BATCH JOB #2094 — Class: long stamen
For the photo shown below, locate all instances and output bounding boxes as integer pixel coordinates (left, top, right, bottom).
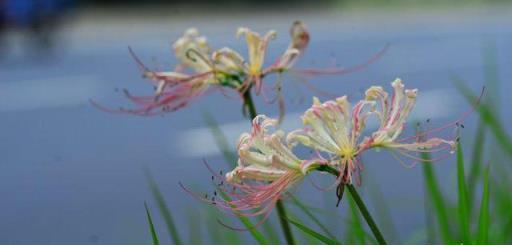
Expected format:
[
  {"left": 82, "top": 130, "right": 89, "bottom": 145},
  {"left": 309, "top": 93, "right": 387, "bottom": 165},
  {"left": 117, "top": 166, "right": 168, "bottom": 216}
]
[
  {"left": 294, "top": 44, "right": 389, "bottom": 76},
  {"left": 397, "top": 87, "right": 485, "bottom": 143}
]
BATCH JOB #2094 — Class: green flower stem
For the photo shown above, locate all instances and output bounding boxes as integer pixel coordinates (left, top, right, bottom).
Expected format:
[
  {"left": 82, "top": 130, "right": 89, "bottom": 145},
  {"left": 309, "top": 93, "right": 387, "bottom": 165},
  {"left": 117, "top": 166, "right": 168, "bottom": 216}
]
[
  {"left": 317, "top": 165, "right": 387, "bottom": 245},
  {"left": 242, "top": 89, "right": 258, "bottom": 121},
  {"left": 275, "top": 200, "right": 296, "bottom": 245},
  {"left": 347, "top": 185, "right": 387, "bottom": 245},
  {"left": 242, "top": 88, "right": 296, "bottom": 245}
]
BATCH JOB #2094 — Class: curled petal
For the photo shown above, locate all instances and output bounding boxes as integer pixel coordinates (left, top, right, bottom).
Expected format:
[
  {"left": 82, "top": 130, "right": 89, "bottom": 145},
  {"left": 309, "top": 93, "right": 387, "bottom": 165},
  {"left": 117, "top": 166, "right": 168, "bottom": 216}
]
[
  {"left": 365, "top": 85, "right": 389, "bottom": 125},
  {"left": 272, "top": 48, "right": 301, "bottom": 71},
  {"left": 173, "top": 28, "right": 212, "bottom": 72},
  {"left": 212, "top": 47, "right": 246, "bottom": 73},
  {"left": 289, "top": 20, "right": 310, "bottom": 52},
  {"left": 237, "top": 27, "right": 277, "bottom": 76},
  {"left": 369, "top": 78, "right": 419, "bottom": 145},
  {"left": 263, "top": 21, "right": 309, "bottom": 74}
]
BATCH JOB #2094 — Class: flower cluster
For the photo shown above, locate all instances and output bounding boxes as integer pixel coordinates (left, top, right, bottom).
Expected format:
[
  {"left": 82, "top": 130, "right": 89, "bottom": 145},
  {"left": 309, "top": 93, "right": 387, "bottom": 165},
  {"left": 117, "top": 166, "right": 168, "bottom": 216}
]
[
  {"left": 95, "top": 21, "right": 389, "bottom": 117},
  {"left": 96, "top": 21, "right": 311, "bottom": 116},
  {"left": 203, "top": 79, "right": 458, "bottom": 220}
]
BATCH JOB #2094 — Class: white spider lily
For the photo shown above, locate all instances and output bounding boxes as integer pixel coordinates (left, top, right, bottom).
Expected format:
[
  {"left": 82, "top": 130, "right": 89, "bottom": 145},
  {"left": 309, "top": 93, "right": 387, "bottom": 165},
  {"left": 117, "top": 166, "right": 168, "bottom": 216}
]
[
  {"left": 288, "top": 79, "right": 457, "bottom": 184},
  {"left": 213, "top": 22, "right": 310, "bottom": 93},
  {"left": 227, "top": 115, "right": 324, "bottom": 183},
  {"left": 140, "top": 28, "right": 217, "bottom": 100},
  {"left": 222, "top": 115, "right": 327, "bottom": 218}
]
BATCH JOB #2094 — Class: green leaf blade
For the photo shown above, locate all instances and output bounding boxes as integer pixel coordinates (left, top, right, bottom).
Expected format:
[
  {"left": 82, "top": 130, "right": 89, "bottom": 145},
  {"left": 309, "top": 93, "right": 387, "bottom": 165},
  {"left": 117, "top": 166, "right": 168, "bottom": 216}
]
[
  {"left": 287, "top": 218, "right": 343, "bottom": 245},
  {"left": 347, "top": 191, "right": 366, "bottom": 245},
  {"left": 456, "top": 143, "right": 471, "bottom": 243},
  {"left": 476, "top": 166, "right": 490, "bottom": 245},
  {"left": 145, "top": 170, "right": 183, "bottom": 245},
  {"left": 421, "top": 152, "right": 453, "bottom": 244},
  {"left": 144, "top": 202, "right": 160, "bottom": 245},
  {"left": 289, "top": 195, "right": 336, "bottom": 240},
  {"left": 467, "top": 121, "right": 486, "bottom": 212}
]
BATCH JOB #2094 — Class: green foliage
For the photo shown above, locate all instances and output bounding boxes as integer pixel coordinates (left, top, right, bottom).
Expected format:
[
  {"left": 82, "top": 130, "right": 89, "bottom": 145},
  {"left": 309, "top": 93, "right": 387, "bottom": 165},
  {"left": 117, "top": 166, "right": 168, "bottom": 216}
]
[
  {"left": 287, "top": 218, "right": 343, "bottom": 245},
  {"left": 420, "top": 152, "right": 452, "bottom": 244},
  {"left": 467, "top": 121, "right": 486, "bottom": 211},
  {"left": 456, "top": 144, "right": 471, "bottom": 243},
  {"left": 145, "top": 170, "right": 183, "bottom": 245},
  {"left": 289, "top": 195, "right": 336, "bottom": 240},
  {"left": 347, "top": 190, "right": 366, "bottom": 245},
  {"left": 476, "top": 166, "right": 490, "bottom": 245},
  {"left": 144, "top": 202, "right": 160, "bottom": 245}
]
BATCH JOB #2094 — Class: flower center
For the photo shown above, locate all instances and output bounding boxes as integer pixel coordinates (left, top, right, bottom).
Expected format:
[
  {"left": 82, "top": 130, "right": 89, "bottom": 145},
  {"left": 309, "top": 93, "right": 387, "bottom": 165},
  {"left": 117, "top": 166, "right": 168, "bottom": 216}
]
[
  {"left": 249, "top": 65, "right": 261, "bottom": 76},
  {"left": 339, "top": 146, "right": 356, "bottom": 160}
]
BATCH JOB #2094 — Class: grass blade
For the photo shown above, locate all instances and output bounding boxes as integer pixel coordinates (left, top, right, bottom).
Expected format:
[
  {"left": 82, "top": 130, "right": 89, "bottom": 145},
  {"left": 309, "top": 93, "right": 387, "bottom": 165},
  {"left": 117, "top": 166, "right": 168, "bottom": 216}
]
[
  {"left": 456, "top": 143, "right": 470, "bottom": 243},
  {"left": 424, "top": 180, "right": 437, "bottom": 242},
  {"left": 467, "top": 121, "right": 486, "bottom": 211},
  {"left": 347, "top": 189, "right": 366, "bottom": 245},
  {"left": 421, "top": 152, "right": 452, "bottom": 244},
  {"left": 476, "top": 166, "right": 490, "bottom": 245},
  {"left": 144, "top": 170, "right": 183, "bottom": 245},
  {"left": 286, "top": 212, "right": 319, "bottom": 244},
  {"left": 289, "top": 195, "right": 336, "bottom": 240},
  {"left": 287, "top": 218, "right": 343, "bottom": 245},
  {"left": 490, "top": 176, "right": 512, "bottom": 242},
  {"left": 260, "top": 216, "right": 280, "bottom": 244},
  {"left": 144, "top": 202, "right": 160, "bottom": 245}
]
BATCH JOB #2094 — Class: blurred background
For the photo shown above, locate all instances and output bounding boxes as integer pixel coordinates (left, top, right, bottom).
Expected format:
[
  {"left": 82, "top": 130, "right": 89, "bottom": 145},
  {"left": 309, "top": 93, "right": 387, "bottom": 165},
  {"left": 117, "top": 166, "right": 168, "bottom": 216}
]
[{"left": 1, "top": 0, "right": 511, "bottom": 244}]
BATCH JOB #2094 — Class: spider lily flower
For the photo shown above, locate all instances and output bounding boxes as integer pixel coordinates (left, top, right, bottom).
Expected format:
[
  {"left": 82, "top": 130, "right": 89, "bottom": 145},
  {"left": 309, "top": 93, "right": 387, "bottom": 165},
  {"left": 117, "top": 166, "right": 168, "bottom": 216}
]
[
  {"left": 141, "top": 28, "right": 219, "bottom": 108},
  {"left": 199, "top": 115, "right": 328, "bottom": 220},
  {"left": 214, "top": 21, "right": 310, "bottom": 94},
  {"left": 288, "top": 79, "right": 457, "bottom": 184},
  {"left": 93, "top": 28, "right": 238, "bottom": 116},
  {"left": 222, "top": 115, "right": 327, "bottom": 218},
  {"left": 94, "top": 21, "right": 388, "bottom": 116},
  {"left": 94, "top": 23, "right": 308, "bottom": 116}
]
